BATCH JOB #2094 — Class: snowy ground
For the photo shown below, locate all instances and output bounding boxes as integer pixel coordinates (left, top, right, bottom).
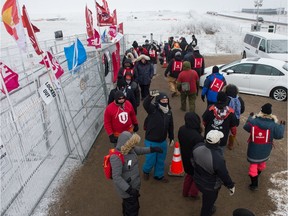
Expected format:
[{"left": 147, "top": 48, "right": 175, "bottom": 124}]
[{"left": 1, "top": 9, "right": 287, "bottom": 216}]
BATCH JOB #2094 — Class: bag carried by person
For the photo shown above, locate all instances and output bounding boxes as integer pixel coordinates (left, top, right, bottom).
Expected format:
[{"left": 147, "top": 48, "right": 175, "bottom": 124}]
[
  {"left": 228, "top": 96, "right": 241, "bottom": 119},
  {"left": 103, "top": 148, "right": 124, "bottom": 179},
  {"left": 181, "top": 82, "right": 190, "bottom": 92}
]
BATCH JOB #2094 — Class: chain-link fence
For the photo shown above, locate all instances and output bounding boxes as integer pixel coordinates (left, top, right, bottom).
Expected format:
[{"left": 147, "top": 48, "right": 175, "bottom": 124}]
[{"left": 0, "top": 34, "right": 125, "bottom": 215}]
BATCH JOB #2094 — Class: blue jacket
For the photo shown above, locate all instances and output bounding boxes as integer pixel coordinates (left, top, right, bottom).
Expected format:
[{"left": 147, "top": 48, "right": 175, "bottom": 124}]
[
  {"left": 201, "top": 73, "right": 226, "bottom": 103},
  {"left": 134, "top": 61, "right": 154, "bottom": 85},
  {"left": 243, "top": 113, "right": 285, "bottom": 163}
]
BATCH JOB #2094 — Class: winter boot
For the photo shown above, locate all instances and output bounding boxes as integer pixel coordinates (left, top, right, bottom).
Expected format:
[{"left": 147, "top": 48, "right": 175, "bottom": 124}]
[
  {"left": 249, "top": 175, "right": 258, "bottom": 191},
  {"left": 258, "top": 170, "right": 262, "bottom": 176}
]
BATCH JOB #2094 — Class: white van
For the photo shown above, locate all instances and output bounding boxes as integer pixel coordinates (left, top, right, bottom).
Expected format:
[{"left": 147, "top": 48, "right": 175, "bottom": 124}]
[{"left": 242, "top": 32, "right": 288, "bottom": 62}]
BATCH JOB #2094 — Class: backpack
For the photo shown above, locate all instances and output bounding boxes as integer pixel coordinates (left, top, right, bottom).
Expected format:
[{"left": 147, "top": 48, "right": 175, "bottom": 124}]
[
  {"left": 251, "top": 125, "right": 271, "bottom": 144},
  {"left": 172, "top": 60, "right": 183, "bottom": 72},
  {"left": 228, "top": 96, "right": 241, "bottom": 119},
  {"left": 181, "top": 82, "right": 190, "bottom": 92},
  {"left": 103, "top": 148, "right": 124, "bottom": 179}
]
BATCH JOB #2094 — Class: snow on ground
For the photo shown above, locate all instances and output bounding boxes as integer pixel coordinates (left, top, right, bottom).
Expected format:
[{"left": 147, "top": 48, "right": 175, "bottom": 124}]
[{"left": 2, "top": 9, "right": 286, "bottom": 216}]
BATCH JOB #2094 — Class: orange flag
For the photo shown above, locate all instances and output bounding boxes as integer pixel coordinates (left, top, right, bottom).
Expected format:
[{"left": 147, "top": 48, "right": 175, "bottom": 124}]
[{"left": 1, "top": 0, "right": 26, "bottom": 51}]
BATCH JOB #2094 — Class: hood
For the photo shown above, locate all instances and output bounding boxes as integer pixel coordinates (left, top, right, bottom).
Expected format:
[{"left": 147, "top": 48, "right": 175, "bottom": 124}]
[
  {"left": 115, "top": 132, "right": 141, "bottom": 155},
  {"left": 184, "top": 112, "right": 201, "bottom": 130},
  {"left": 136, "top": 54, "right": 150, "bottom": 62},
  {"left": 254, "top": 112, "right": 279, "bottom": 123},
  {"left": 123, "top": 58, "right": 134, "bottom": 68}
]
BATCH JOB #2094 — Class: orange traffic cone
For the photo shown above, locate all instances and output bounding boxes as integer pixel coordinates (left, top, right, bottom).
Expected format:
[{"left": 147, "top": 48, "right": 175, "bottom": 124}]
[
  {"left": 168, "top": 141, "right": 185, "bottom": 177},
  {"left": 162, "top": 56, "right": 167, "bottom": 68}
]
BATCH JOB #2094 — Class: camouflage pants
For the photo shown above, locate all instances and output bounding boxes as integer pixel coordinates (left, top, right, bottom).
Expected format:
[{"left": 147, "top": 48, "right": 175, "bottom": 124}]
[{"left": 180, "top": 92, "right": 197, "bottom": 112}]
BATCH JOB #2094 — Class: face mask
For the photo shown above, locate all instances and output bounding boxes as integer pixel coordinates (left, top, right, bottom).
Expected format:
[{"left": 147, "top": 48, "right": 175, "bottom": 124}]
[
  {"left": 126, "top": 80, "right": 131, "bottom": 84},
  {"left": 159, "top": 102, "right": 168, "bottom": 107}
]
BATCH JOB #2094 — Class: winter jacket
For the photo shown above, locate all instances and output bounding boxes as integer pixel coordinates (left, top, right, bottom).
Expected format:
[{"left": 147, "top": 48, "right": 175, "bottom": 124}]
[
  {"left": 177, "top": 69, "right": 199, "bottom": 93},
  {"left": 118, "top": 59, "right": 136, "bottom": 80},
  {"left": 201, "top": 73, "right": 226, "bottom": 103},
  {"left": 126, "top": 81, "right": 140, "bottom": 107},
  {"left": 193, "top": 51, "right": 205, "bottom": 77},
  {"left": 143, "top": 96, "right": 174, "bottom": 142},
  {"left": 164, "top": 55, "right": 183, "bottom": 78},
  {"left": 243, "top": 113, "right": 285, "bottom": 163},
  {"left": 183, "top": 51, "right": 195, "bottom": 70},
  {"left": 148, "top": 43, "right": 160, "bottom": 64},
  {"left": 168, "top": 48, "right": 182, "bottom": 62},
  {"left": 180, "top": 38, "right": 189, "bottom": 56},
  {"left": 110, "top": 132, "right": 151, "bottom": 198},
  {"left": 202, "top": 103, "right": 238, "bottom": 147},
  {"left": 134, "top": 61, "right": 154, "bottom": 85},
  {"left": 178, "top": 112, "right": 204, "bottom": 175},
  {"left": 104, "top": 100, "right": 138, "bottom": 137},
  {"left": 192, "top": 142, "right": 235, "bottom": 191}
]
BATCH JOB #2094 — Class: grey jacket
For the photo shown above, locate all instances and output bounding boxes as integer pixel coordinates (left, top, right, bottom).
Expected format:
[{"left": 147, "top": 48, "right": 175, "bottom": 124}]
[{"left": 110, "top": 131, "right": 151, "bottom": 198}]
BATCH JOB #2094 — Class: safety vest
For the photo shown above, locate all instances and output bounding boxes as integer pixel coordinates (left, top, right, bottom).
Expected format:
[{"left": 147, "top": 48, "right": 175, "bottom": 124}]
[
  {"left": 251, "top": 126, "right": 271, "bottom": 144},
  {"left": 172, "top": 60, "right": 183, "bottom": 72},
  {"left": 194, "top": 57, "right": 203, "bottom": 69},
  {"left": 210, "top": 75, "right": 224, "bottom": 92},
  {"left": 149, "top": 49, "right": 156, "bottom": 58},
  {"left": 123, "top": 68, "right": 134, "bottom": 77}
]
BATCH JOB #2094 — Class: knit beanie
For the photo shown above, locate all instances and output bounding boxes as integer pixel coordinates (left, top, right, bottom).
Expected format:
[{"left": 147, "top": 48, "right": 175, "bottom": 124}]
[
  {"left": 156, "top": 92, "right": 168, "bottom": 102},
  {"left": 212, "top": 66, "right": 219, "bottom": 73},
  {"left": 217, "top": 92, "right": 227, "bottom": 103},
  {"left": 114, "top": 90, "right": 125, "bottom": 100},
  {"left": 261, "top": 103, "right": 272, "bottom": 115},
  {"left": 183, "top": 61, "right": 191, "bottom": 70}
]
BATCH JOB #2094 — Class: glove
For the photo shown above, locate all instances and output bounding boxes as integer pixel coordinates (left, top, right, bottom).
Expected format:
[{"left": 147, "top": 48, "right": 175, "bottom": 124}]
[
  {"left": 126, "top": 187, "right": 139, "bottom": 197},
  {"left": 150, "top": 147, "right": 163, "bottom": 153},
  {"left": 201, "top": 95, "right": 205, "bottom": 102},
  {"left": 250, "top": 112, "right": 254, "bottom": 116},
  {"left": 280, "top": 120, "right": 286, "bottom": 125},
  {"left": 109, "top": 134, "right": 118, "bottom": 143},
  {"left": 133, "top": 124, "right": 139, "bottom": 132},
  {"left": 229, "top": 186, "right": 235, "bottom": 196},
  {"left": 169, "top": 139, "right": 175, "bottom": 147},
  {"left": 150, "top": 89, "right": 160, "bottom": 97}
]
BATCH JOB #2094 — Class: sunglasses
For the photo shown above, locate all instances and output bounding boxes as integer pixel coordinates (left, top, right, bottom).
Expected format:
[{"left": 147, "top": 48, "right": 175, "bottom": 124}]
[{"left": 118, "top": 97, "right": 125, "bottom": 100}]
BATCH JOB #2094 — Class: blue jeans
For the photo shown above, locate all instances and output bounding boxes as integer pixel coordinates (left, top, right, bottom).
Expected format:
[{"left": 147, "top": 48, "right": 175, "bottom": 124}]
[{"left": 142, "top": 139, "right": 167, "bottom": 178}]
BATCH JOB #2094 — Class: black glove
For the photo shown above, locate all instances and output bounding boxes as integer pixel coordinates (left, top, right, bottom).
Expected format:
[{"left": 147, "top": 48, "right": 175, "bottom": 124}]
[
  {"left": 133, "top": 124, "right": 139, "bottom": 132},
  {"left": 280, "top": 120, "right": 286, "bottom": 125},
  {"left": 109, "top": 134, "right": 118, "bottom": 143},
  {"left": 150, "top": 147, "right": 163, "bottom": 153},
  {"left": 126, "top": 187, "right": 139, "bottom": 197},
  {"left": 250, "top": 112, "right": 254, "bottom": 116},
  {"left": 201, "top": 95, "right": 205, "bottom": 102}
]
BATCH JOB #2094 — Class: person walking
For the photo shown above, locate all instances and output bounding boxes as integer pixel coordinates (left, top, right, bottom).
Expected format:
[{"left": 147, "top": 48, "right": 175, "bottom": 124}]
[
  {"left": 118, "top": 58, "right": 136, "bottom": 81},
  {"left": 134, "top": 54, "right": 154, "bottom": 100},
  {"left": 191, "top": 130, "right": 235, "bottom": 216},
  {"left": 190, "top": 34, "right": 198, "bottom": 48},
  {"left": 104, "top": 91, "right": 139, "bottom": 145},
  {"left": 142, "top": 91, "right": 174, "bottom": 183},
  {"left": 178, "top": 112, "right": 204, "bottom": 198},
  {"left": 243, "top": 103, "right": 285, "bottom": 191},
  {"left": 201, "top": 66, "right": 226, "bottom": 107},
  {"left": 124, "top": 72, "right": 140, "bottom": 113},
  {"left": 164, "top": 51, "right": 183, "bottom": 97},
  {"left": 110, "top": 131, "right": 163, "bottom": 216},
  {"left": 223, "top": 84, "right": 245, "bottom": 150},
  {"left": 193, "top": 47, "right": 205, "bottom": 78},
  {"left": 202, "top": 92, "right": 238, "bottom": 153},
  {"left": 176, "top": 61, "right": 199, "bottom": 112}
]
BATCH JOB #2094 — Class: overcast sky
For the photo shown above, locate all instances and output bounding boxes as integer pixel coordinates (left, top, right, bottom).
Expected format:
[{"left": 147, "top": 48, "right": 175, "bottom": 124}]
[{"left": 5, "top": 0, "right": 287, "bottom": 16}]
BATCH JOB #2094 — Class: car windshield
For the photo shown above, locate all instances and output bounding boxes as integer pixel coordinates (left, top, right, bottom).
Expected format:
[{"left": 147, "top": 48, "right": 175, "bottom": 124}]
[
  {"left": 267, "top": 40, "right": 288, "bottom": 53},
  {"left": 220, "top": 60, "right": 241, "bottom": 70},
  {"left": 283, "top": 63, "right": 288, "bottom": 71}
]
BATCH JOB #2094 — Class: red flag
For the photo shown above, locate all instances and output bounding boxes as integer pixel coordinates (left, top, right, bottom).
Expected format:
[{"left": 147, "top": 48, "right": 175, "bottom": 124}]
[
  {"left": 87, "top": 29, "right": 101, "bottom": 49},
  {"left": 102, "top": 0, "right": 110, "bottom": 15},
  {"left": 39, "top": 51, "right": 64, "bottom": 79},
  {"left": 22, "top": 5, "right": 43, "bottom": 55},
  {"left": 118, "top": 22, "right": 123, "bottom": 34},
  {"left": 95, "top": 0, "right": 113, "bottom": 26},
  {"left": 85, "top": 5, "right": 94, "bottom": 38},
  {"left": 108, "top": 25, "right": 117, "bottom": 38},
  {"left": 22, "top": 16, "right": 40, "bottom": 33},
  {"left": 1, "top": 0, "right": 27, "bottom": 51},
  {"left": 0, "top": 61, "right": 20, "bottom": 94},
  {"left": 112, "top": 9, "right": 117, "bottom": 25}
]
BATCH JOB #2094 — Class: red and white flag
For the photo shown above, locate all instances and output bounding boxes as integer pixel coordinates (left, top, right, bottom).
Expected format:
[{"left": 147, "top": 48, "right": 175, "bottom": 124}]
[
  {"left": 118, "top": 22, "right": 123, "bottom": 34},
  {"left": 22, "top": 5, "right": 43, "bottom": 55},
  {"left": 39, "top": 51, "right": 64, "bottom": 79},
  {"left": 111, "top": 9, "right": 117, "bottom": 25},
  {"left": 85, "top": 5, "right": 94, "bottom": 38},
  {"left": 108, "top": 25, "right": 117, "bottom": 38},
  {"left": 87, "top": 29, "right": 101, "bottom": 49},
  {"left": 0, "top": 61, "right": 20, "bottom": 94},
  {"left": 1, "top": 0, "right": 27, "bottom": 52},
  {"left": 102, "top": 0, "right": 110, "bottom": 15}
]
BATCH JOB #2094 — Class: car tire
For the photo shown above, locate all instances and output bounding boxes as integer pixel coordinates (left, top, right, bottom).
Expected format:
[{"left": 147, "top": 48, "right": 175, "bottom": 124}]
[
  {"left": 271, "top": 87, "right": 287, "bottom": 101},
  {"left": 242, "top": 51, "right": 246, "bottom": 59}
]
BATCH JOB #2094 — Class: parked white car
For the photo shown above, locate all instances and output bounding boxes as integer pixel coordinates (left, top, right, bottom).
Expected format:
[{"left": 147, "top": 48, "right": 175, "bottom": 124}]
[{"left": 200, "top": 58, "right": 288, "bottom": 101}]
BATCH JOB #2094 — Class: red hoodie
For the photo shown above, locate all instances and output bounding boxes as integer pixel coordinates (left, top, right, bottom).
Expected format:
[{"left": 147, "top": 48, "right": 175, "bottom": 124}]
[{"left": 104, "top": 100, "right": 138, "bottom": 137}]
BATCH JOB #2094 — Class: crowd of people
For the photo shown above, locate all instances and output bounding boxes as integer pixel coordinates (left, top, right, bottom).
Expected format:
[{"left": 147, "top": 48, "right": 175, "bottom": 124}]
[{"left": 103, "top": 35, "right": 286, "bottom": 216}]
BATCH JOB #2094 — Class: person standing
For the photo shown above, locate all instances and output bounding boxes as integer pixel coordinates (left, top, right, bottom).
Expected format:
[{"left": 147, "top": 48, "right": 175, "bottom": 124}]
[
  {"left": 176, "top": 61, "right": 199, "bottom": 112},
  {"left": 190, "top": 34, "right": 198, "bottom": 48},
  {"left": 243, "top": 103, "right": 285, "bottom": 191},
  {"left": 178, "top": 112, "right": 204, "bottom": 198},
  {"left": 164, "top": 51, "right": 183, "bottom": 97},
  {"left": 110, "top": 131, "right": 163, "bottom": 216},
  {"left": 142, "top": 91, "right": 174, "bottom": 183},
  {"left": 202, "top": 92, "right": 238, "bottom": 153},
  {"left": 134, "top": 54, "right": 154, "bottom": 100},
  {"left": 104, "top": 91, "right": 139, "bottom": 145},
  {"left": 124, "top": 72, "right": 140, "bottom": 112},
  {"left": 148, "top": 41, "right": 160, "bottom": 76},
  {"left": 192, "top": 130, "right": 235, "bottom": 216},
  {"left": 201, "top": 66, "right": 226, "bottom": 107}
]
